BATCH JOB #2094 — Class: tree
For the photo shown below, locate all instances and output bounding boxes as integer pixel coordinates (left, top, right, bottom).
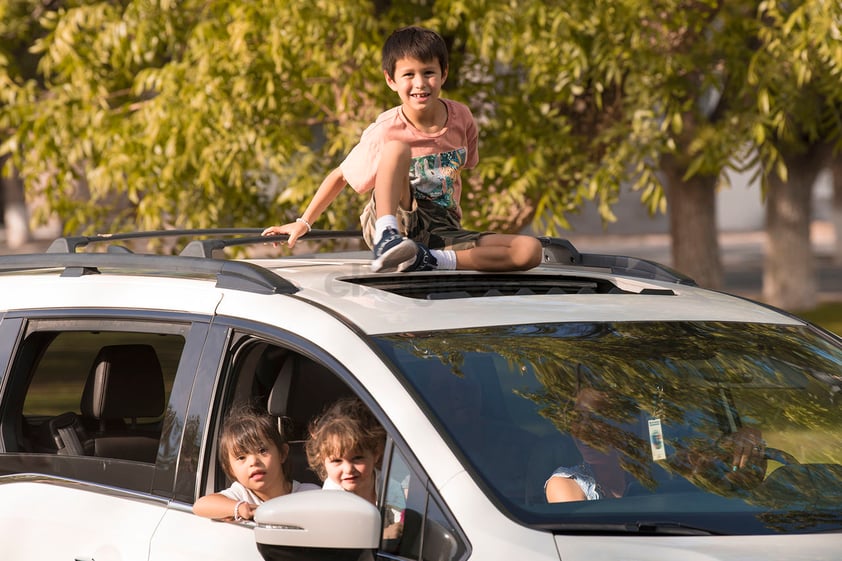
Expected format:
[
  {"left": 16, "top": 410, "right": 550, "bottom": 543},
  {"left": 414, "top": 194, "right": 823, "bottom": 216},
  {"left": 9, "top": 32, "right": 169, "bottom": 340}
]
[
  {"left": 2, "top": 0, "right": 841, "bottom": 313},
  {"left": 438, "top": 0, "right": 755, "bottom": 289},
  {"left": 2, "top": 0, "right": 404, "bottom": 236},
  {"left": 641, "top": 2, "right": 760, "bottom": 290},
  {"left": 443, "top": 0, "right": 842, "bottom": 302},
  {"left": 742, "top": 0, "right": 842, "bottom": 310},
  {"left": 832, "top": 159, "right": 842, "bottom": 266},
  {"left": 763, "top": 147, "right": 828, "bottom": 310},
  {"left": 1, "top": 0, "right": 699, "bottom": 250},
  {"left": 0, "top": 0, "right": 49, "bottom": 248}
]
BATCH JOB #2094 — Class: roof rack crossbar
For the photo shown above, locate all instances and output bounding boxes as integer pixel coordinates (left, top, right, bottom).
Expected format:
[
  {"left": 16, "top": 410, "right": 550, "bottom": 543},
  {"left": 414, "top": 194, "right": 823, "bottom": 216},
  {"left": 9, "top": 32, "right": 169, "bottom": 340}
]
[
  {"left": 0, "top": 253, "right": 297, "bottom": 295},
  {"left": 179, "top": 230, "right": 363, "bottom": 258},
  {"left": 46, "top": 229, "right": 268, "bottom": 254},
  {"left": 45, "top": 228, "right": 365, "bottom": 257}
]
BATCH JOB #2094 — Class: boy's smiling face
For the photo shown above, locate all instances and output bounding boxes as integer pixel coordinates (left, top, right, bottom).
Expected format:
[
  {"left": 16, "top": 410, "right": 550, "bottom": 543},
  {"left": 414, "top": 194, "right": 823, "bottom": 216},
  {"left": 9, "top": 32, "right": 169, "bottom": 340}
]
[{"left": 386, "top": 56, "right": 448, "bottom": 115}]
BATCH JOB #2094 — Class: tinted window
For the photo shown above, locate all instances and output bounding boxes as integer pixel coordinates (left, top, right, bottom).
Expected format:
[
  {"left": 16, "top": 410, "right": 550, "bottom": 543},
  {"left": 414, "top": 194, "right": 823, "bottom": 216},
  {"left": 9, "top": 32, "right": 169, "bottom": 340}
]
[
  {"left": 1, "top": 326, "right": 186, "bottom": 483},
  {"left": 381, "top": 447, "right": 467, "bottom": 561},
  {"left": 23, "top": 331, "right": 181, "bottom": 417},
  {"left": 374, "top": 322, "right": 842, "bottom": 535}
]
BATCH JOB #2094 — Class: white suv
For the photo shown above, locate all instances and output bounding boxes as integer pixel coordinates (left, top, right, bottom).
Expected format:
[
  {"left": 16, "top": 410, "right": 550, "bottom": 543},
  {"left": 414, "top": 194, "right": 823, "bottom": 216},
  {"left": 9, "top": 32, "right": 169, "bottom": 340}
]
[{"left": 0, "top": 230, "right": 840, "bottom": 561}]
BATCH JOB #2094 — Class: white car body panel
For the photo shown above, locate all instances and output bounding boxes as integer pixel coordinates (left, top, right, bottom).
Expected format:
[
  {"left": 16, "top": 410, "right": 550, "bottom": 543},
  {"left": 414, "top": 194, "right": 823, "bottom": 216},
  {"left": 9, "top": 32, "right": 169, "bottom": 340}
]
[
  {"left": 0, "top": 275, "right": 223, "bottom": 315},
  {"left": 435, "top": 471, "right": 561, "bottom": 561},
  {"left": 0, "top": 479, "right": 164, "bottom": 561},
  {"left": 150, "top": 506, "right": 263, "bottom": 561},
  {"left": 555, "top": 534, "right": 842, "bottom": 561}
]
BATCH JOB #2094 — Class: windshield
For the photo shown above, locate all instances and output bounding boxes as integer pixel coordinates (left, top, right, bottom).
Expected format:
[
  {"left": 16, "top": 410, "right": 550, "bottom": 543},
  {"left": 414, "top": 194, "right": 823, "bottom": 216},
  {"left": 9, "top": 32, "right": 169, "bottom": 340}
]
[{"left": 374, "top": 321, "right": 842, "bottom": 535}]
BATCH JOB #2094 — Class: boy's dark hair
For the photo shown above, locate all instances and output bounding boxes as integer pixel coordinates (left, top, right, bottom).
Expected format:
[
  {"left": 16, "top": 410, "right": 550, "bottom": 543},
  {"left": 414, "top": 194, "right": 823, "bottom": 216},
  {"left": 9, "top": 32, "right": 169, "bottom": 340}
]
[
  {"left": 218, "top": 404, "right": 291, "bottom": 481},
  {"left": 305, "top": 397, "right": 386, "bottom": 481},
  {"left": 381, "top": 26, "right": 449, "bottom": 79}
]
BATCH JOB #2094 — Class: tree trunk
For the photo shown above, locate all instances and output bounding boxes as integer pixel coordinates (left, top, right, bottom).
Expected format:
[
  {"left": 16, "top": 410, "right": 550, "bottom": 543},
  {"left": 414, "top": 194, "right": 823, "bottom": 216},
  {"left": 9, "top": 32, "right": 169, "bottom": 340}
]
[
  {"left": 0, "top": 159, "right": 31, "bottom": 249},
  {"left": 763, "top": 148, "right": 829, "bottom": 311},
  {"left": 662, "top": 159, "right": 722, "bottom": 289},
  {"left": 831, "top": 159, "right": 842, "bottom": 266}
]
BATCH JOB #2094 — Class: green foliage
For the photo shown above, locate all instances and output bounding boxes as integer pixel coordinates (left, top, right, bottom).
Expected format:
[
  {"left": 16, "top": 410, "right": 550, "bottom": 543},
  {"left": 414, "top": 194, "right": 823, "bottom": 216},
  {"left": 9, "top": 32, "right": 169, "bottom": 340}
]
[
  {"left": 1, "top": 0, "right": 841, "bottom": 239},
  {"left": 2, "top": 0, "right": 392, "bottom": 235},
  {"left": 743, "top": 0, "right": 842, "bottom": 185}
]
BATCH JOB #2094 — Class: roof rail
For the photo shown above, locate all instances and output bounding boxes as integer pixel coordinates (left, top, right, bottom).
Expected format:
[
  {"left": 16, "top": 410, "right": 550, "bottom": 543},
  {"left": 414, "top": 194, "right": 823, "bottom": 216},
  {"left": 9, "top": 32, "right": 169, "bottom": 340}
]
[
  {"left": 8, "top": 228, "right": 366, "bottom": 295},
  {"left": 538, "top": 237, "right": 697, "bottom": 286},
  {"left": 0, "top": 252, "right": 297, "bottom": 295}
]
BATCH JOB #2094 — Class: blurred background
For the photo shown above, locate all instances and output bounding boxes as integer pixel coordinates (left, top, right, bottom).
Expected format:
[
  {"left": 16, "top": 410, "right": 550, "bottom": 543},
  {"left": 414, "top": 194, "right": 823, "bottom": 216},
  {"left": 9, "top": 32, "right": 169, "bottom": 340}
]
[{"left": 1, "top": 0, "right": 840, "bottom": 331}]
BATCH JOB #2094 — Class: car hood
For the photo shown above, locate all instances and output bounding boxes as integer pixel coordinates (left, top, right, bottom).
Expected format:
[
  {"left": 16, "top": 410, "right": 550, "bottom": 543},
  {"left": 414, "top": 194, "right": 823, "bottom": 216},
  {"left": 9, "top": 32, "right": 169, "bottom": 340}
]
[{"left": 555, "top": 533, "right": 841, "bottom": 560}]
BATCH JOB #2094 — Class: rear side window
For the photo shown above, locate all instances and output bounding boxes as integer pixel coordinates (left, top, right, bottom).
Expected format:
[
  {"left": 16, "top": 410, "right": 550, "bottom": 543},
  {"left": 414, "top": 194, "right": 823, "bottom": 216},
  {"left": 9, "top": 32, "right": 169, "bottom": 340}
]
[
  {"left": 2, "top": 326, "right": 185, "bottom": 472},
  {"left": 23, "top": 331, "right": 181, "bottom": 418}
]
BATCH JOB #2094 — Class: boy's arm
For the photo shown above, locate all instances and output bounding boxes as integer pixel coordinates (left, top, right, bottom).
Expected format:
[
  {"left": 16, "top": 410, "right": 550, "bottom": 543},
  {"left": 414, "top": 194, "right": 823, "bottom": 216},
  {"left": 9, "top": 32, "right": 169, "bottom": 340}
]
[
  {"left": 193, "top": 492, "right": 256, "bottom": 520},
  {"left": 262, "top": 167, "right": 347, "bottom": 248}
]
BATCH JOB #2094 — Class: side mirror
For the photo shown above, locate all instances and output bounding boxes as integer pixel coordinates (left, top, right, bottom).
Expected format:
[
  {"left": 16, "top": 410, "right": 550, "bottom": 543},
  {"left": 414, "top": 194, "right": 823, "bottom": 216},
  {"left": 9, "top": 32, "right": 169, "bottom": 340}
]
[{"left": 254, "top": 490, "right": 381, "bottom": 561}]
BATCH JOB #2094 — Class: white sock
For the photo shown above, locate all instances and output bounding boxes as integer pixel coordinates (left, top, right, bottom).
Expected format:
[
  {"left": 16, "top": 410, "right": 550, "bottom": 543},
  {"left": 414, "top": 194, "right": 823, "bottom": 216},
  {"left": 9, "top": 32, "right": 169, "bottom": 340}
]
[
  {"left": 431, "top": 249, "right": 456, "bottom": 270},
  {"left": 374, "top": 215, "right": 400, "bottom": 244}
]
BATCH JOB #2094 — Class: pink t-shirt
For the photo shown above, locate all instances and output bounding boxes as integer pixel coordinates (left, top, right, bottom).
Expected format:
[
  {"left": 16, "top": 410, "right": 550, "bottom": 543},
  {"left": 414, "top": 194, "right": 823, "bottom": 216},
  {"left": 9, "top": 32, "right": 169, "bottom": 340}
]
[{"left": 340, "top": 98, "right": 479, "bottom": 215}]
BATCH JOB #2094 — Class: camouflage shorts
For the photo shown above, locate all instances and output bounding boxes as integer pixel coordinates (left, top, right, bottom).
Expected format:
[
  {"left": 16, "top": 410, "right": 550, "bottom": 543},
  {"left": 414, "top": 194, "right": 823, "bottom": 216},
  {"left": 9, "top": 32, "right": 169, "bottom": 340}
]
[{"left": 360, "top": 195, "right": 488, "bottom": 250}]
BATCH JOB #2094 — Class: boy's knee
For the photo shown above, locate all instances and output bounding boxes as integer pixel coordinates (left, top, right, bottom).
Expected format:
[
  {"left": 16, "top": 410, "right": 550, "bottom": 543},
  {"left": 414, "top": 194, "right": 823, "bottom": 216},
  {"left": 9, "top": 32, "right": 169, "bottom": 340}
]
[
  {"left": 513, "top": 236, "right": 543, "bottom": 270},
  {"left": 380, "top": 140, "right": 412, "bottom": 165}
]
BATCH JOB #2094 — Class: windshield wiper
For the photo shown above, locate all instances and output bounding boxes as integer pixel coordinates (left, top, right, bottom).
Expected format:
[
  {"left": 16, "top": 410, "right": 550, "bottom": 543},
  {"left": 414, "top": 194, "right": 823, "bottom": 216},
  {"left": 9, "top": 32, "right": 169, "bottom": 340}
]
[
  {"left": 552, "top": 521, "right": 718, "bottom": 536},
  {"left": 626, "top": 521, "right": 718, "bottom": 535}
]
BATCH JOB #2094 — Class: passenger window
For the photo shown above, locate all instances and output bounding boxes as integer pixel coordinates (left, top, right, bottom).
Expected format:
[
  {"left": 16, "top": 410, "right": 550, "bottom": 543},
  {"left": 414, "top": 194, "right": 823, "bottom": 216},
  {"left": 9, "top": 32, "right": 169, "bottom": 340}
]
[
  {"left": 203, "top": 337, "right": 356, "bottom": 496},
  {"left": 381, "top": 447, "right": 467, "bottom": 561},
  {"left": 207, "top": 334, "right": 466, "bottom": 560},
  {"left": 14, "top": 330, "right": 183, "bottom": 463}
]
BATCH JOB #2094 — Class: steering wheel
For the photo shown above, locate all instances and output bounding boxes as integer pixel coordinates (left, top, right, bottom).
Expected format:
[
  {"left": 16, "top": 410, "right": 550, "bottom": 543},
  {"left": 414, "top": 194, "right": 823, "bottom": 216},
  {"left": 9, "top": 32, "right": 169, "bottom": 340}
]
[{"left": 764, "top": 447, "right": 799, "bottom": 466}]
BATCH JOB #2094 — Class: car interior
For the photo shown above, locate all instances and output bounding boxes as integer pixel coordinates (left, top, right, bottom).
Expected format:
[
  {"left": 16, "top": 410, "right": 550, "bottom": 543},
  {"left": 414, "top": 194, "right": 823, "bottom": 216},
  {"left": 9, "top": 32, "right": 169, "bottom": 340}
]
[
  {"left": 6, "top": 330, "right": 183, "bottom": 464},
  {"left": 51, "top": 344, "right": 166, "bottom": 463},
  {"left": 215, "top": 340, "right": 356, "bottom": 488}
]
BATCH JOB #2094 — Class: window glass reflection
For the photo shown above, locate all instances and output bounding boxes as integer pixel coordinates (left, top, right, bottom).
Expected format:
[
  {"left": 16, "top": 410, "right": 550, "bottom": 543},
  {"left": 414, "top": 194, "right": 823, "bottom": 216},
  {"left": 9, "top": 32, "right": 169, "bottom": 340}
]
[{"left": 375, "top": 322, "right": 842, "bottom": 535}]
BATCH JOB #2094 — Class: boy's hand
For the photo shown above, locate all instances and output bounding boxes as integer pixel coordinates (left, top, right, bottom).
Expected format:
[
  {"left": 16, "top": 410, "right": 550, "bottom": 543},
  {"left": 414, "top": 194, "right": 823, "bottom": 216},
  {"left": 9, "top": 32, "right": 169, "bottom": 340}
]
[{"left": 262, "top": 222, "right": 308, "bottom": 248}]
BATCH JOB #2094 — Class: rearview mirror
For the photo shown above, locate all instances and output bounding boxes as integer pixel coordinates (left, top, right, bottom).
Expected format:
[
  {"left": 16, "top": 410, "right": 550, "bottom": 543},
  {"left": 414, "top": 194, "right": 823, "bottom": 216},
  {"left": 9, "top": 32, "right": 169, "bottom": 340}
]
[{"left": 254, "top": 490, "right": 381, "bottom": 561}]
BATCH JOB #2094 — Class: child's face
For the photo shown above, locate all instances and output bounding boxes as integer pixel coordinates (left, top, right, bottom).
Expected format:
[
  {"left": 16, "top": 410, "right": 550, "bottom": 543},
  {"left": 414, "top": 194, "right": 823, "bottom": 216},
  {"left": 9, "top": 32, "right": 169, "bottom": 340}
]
[
  {"left": 324, "top": 447, "right": 377, "bottom": 499},
  {"left": 228, "top": 441, "right": 287, "bottom": 501},
  {"left": 385, "top": 56, "right": 447, "bottom": 113}
]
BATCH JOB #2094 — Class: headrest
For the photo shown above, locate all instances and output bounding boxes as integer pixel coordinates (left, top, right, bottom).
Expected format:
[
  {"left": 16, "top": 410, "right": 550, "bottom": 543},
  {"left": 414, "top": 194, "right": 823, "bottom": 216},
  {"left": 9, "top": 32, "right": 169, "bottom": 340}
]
[
  {"left": 268, "top": 355, "right": 295, "bottom": 417},
  {"left": 81, "top": 344, "right": 166, "bottom": 420}
]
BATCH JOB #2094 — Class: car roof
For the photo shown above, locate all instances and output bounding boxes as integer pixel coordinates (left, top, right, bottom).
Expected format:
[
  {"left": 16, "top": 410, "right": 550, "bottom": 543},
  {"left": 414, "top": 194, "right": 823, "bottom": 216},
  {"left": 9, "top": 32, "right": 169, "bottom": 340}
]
[
  {"left": 246, "top": 256, "right": 798, "bottom": 333},
  {"left": 0, "top": 229, "right": 803, "bottom": 335}
]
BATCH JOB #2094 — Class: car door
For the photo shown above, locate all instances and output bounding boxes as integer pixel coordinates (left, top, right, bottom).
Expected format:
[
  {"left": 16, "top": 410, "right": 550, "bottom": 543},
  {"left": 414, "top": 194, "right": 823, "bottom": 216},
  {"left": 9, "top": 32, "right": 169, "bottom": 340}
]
[
  {"left": 148, "top": 321, "right": 269, "bottom": 561},
  {"left": 150, "top": 324, "right": 340, "bottom": 561},
  {"left": 151, "top": 320, "right": 469, "bottom": 561},
  {"left": 0, "top": 315, "right": 208, "bottom": 561}
]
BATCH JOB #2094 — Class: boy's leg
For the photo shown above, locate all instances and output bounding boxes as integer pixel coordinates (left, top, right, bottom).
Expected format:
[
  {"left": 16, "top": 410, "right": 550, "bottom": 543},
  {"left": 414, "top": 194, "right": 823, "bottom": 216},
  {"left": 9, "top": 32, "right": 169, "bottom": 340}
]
[
  {"left": 454, "top": 234, "right": 543, "bottom": 272},
  {"left": 374, "top": 141, "right": 415, "bottom": 220},
  {"left": 370, "top": 141, "right": 419, "bottom": 273}
]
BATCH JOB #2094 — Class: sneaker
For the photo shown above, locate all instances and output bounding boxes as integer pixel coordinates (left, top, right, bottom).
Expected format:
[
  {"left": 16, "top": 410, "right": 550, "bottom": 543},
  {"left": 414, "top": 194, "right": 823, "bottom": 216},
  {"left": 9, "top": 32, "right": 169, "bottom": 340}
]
[
  {"left": 400, "top": 243, "right": 438, "bottom": 272},
  {"left": 371, "top": 228, "right": 418, "bottom": 273}
]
